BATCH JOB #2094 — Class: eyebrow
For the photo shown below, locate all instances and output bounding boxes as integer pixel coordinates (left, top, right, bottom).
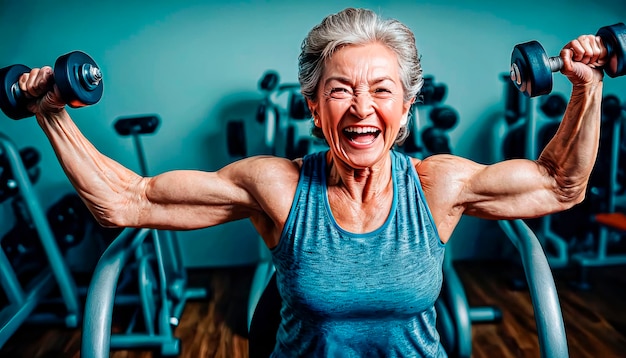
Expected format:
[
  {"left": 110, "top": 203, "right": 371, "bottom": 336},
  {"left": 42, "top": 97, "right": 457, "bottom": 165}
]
[{"left": 323, "top": 76, "right": 396, "bottom": 87}]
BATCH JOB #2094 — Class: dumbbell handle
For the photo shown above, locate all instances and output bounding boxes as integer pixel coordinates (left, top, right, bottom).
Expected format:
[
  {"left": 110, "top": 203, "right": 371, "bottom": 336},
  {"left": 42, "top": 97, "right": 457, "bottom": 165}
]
[
  {"left": 9, "top": 63, "right": 102, "bottom": 102},
  {"left": 546, "top": 56, "right": 564, "bottom": 73}
]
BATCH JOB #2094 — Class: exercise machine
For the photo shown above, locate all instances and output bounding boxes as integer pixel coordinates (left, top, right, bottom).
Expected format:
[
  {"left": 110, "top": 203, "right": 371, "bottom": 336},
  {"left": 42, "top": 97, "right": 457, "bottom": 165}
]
[
  {"left": 496, "top": 73, "right": 571, "bottom": 269},
  {"left": 504, "top": 22, "right": 626, "bottom": 277},
  {"left": 570, "top": 95, "right": 626, "bottom": 289},
  {"left": 0, "top": 50, "right": 207, "bottom": 356},
  {"left": 0, "top": 134, "right": 82, "bottom": 347},
  {"left": 81, "top": 114, "right": 207, "bottom": 357}
]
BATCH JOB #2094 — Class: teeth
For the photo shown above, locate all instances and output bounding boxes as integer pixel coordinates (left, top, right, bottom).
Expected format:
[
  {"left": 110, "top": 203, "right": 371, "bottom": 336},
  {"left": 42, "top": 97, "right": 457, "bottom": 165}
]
[{"left": 344, "top": 127, "right": 379, "bottom": 134}]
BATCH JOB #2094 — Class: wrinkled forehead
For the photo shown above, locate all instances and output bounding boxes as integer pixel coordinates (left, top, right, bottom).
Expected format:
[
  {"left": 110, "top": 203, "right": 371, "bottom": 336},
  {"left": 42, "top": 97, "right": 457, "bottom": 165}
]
[{"left": 320, "top": 43, "right": 402, "bottom": 86}]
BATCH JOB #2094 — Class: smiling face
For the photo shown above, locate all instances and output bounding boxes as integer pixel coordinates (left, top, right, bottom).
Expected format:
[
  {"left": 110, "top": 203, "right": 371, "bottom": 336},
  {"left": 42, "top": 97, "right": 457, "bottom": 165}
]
[{"left": 308, "top": 42, "right": 412, "bottom": 169}]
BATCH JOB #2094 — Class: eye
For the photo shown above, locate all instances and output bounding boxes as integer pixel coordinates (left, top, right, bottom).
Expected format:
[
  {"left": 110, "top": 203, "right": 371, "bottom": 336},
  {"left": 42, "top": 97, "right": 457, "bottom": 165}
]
[
  {"left": 329, "top": 87, "right": 353, "bottom": 99},
  {"left": 373, "top": 87, "right": 393, "bottom": 97}
]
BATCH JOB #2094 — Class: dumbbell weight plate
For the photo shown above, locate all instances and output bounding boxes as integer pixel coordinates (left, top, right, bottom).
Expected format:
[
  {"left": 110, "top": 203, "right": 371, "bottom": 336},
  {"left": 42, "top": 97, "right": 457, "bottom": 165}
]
[
  {"left": 226, "top": 120, "right": 247, "bottom": 157},
  {"left": 259, "top": 70, "right": 279, "bottom": 91},
  {"left": 511, "top": 40, "right": 553, "bottom": 97},
  {"left": 0, "top": 64, "right": 33, "bottom": 120},
  {"left": 54, "top": 51, "right": 103, "bottom": 108},
  {"left": 596, "top": 22, "right": 626, "bottom": 78}
]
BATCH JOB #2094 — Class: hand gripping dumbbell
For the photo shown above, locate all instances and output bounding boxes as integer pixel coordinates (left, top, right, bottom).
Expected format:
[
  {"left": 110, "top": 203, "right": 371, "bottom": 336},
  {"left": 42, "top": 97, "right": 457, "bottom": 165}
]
[
  {"left": 510, "top": 22, "right": 626, "bottom": 97},
  {"left": 0, "top": 51, "right": 103, "bottom": 120}
]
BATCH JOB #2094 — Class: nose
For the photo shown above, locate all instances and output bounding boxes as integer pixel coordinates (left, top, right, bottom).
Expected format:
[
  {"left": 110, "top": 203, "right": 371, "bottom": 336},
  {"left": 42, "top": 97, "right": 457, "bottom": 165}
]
[{"left": 350, "top": 92, "right": 375, "bottom": 119}]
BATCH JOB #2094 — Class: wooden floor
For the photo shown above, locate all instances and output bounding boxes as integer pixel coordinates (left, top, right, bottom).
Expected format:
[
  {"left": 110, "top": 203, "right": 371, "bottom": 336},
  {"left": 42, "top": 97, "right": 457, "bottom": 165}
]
[{"left": 1, "top": 261, "right": 625, "bottom": 358}]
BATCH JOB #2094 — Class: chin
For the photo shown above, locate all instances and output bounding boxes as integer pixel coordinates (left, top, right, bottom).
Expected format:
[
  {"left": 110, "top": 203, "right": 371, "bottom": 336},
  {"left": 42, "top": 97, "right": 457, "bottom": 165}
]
[{"left": 342, "top": 145, "right": 390, "bottom": 168}]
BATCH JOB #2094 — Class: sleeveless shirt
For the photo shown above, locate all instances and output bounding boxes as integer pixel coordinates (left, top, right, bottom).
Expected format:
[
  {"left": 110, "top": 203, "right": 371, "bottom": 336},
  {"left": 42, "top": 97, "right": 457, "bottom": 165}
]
[{"left": 270, "top": 150, "right": 446, "bottom": 357}]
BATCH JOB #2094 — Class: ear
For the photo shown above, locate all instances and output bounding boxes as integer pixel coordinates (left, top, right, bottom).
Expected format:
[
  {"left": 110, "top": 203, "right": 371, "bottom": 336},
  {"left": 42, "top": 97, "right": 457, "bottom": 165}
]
[
  {"left": 400, "top": 113, "right": 408, "bottom": 126},
  {"left": 306, "top": 98, "right": 320, "bottom": 127},
  {"left": 400, "top": 98, "right": 414, "bottom": 126}
]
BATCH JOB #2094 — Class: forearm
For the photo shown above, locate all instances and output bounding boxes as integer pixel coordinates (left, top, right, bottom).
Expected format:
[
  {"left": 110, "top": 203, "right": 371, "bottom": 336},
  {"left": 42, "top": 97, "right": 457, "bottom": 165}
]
[
  {"left": 537, "top": 81, "right": 603, "bottom": 202},
  {"left": 36, "top": 109, "right": 143, "bottom": 226}
]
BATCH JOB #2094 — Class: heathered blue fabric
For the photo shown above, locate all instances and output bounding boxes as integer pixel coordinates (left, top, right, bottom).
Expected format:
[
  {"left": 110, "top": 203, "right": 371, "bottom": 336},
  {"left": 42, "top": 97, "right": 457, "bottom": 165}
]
[{"left": 270, "top": 150, "right": 446, "bottom": 357}]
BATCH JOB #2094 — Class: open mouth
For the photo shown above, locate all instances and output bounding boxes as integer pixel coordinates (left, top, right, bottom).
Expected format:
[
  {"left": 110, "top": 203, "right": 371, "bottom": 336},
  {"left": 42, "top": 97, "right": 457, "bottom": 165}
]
[{"left": 343, "top": 126, "right": 381, "bottom": 145}]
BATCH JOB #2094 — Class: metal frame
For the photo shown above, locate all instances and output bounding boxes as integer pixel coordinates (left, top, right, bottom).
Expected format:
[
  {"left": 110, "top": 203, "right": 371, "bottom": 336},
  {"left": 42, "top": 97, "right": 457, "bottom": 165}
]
[{"left": 0, "top": 133, "right": 81, "bottom": 347}]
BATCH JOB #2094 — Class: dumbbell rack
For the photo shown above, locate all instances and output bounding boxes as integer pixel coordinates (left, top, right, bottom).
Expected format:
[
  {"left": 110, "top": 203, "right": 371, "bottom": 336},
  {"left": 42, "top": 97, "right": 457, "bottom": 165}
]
[{"left": 0, "top": 133, "right": 81, "bottom": 347}]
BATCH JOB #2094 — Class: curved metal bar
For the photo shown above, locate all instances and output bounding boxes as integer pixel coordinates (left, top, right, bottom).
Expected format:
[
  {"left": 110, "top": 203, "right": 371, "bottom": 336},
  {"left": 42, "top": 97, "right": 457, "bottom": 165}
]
[
  {"left": 0, "top": 133, "right": 80, "bottom": 323},
  {"left": 81, "top": 227, "right": 150, "bottom": 358},
  {"left": 441, "top": 261, "right": 473, "bottom": 358},
  {"left": 498, "top": 219, "right": 569, "bottom": 358}
]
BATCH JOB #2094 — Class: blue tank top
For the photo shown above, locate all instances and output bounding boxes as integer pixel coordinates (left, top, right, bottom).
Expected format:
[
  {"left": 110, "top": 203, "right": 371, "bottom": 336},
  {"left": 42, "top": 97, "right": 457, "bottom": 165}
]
[{"left": 270, "top": 150, "right": 446, "bottom": 357}]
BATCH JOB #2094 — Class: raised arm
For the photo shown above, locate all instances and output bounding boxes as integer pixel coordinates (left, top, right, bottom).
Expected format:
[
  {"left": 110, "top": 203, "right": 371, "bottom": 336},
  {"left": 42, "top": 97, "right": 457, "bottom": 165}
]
[
  {"left": 20, "top": 67, "right": 298, "bottom": 239},
  {"left": 463, "top": 34, "right": 605, "bottom": 218},
  {"left": 418, "top": 34, "right": 605, "bottom": 241}
]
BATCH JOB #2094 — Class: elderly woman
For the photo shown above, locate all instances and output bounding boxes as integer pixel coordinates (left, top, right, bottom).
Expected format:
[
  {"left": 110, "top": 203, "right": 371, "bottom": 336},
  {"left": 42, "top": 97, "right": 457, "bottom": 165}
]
[{"left": 22, "top": 7, "right": 604, "bottom": 357}]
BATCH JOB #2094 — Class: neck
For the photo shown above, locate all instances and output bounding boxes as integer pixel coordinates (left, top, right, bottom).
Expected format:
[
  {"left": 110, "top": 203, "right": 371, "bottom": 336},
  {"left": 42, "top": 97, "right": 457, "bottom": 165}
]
[{"left": 326, "top": 151, "right": 393, "bottom": 203}]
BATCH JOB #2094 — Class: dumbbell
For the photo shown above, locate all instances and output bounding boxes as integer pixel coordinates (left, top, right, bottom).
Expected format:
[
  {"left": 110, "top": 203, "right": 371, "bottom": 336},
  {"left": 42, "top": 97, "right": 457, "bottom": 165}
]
[
  {"left": 421, "top": 105, "right": 459, "bottom": 155},
  {"left": 0, "top": 51, "right": 103, "bottom": 120},
  {"left": 510, "top": 22, "right": 626, "bottom": 97}
]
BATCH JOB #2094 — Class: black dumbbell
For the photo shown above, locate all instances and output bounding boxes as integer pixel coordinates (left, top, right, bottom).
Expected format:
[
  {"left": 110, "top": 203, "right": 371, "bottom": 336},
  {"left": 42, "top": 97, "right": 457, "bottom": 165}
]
[
  {"left": 226, "top": 120, "right": 247, "bottom": 157},
  {"left": 510, "top": 22, "right": 626, "bottom": 97},
  {"left": 256, "top": 70, "right": 280, "bottom": 124},
  {"left": 0, "top": 51, "right": 103, "bottom": 120}
]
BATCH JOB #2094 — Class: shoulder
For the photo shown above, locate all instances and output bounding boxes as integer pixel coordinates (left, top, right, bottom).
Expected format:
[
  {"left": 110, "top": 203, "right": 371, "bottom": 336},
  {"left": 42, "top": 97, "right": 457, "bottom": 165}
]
[
  {"left": 412, "top": 154, "right": 486, "bottom": 206},
  {"left": 225, "top": 155, "right": 303, "bottom": 245},
  {"left": 413, "top": 154, "right": 485, "bottom": 181},
  {"left": 221, "top": 155, "right": 301, "bottom": 184}
]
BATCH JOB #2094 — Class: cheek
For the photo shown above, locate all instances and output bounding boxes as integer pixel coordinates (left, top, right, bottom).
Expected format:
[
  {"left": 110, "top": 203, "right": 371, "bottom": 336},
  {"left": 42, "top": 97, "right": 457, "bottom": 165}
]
[
  {"left": 321, "top": 101, "right": 350, "bottom": 124},
  {"left": 377, "top": 100, "right": 404, "bottom": 123}
]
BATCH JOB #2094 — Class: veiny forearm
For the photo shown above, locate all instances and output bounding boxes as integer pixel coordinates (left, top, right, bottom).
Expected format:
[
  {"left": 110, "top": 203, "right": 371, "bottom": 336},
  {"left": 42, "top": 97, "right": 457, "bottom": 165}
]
[
  {"left": 537, "top": 81, "right": 603, "bottom": 203},
  {"left": 36, "top": 109, "right": 144, "bottom": 227}
]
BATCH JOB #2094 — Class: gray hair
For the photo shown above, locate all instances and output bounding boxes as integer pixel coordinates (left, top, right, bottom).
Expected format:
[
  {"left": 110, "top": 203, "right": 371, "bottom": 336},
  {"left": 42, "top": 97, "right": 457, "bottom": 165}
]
[{"left": 298, "top": 7, "right": 424, "bottom": 144}]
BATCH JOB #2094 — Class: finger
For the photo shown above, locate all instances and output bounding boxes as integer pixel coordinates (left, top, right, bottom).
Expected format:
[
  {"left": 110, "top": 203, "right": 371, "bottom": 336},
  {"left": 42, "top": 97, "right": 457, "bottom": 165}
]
[
  {"left": 577, "top": 35, "right": 595, "bottom": 65},
  {"left": 18, "top": 69, "right": 36, "bottom": 98},
  {"left": 20, "top": 67, "right": 53, "bottom": 98},
  {"left": 569, "top": 38, "right": 585, "bottom": 63},
  {"left": 593, "top": 35, "right": 608, "bottom": 67},
  {"left": 34, "top": 67, "right": 54, "bottom": 96}
]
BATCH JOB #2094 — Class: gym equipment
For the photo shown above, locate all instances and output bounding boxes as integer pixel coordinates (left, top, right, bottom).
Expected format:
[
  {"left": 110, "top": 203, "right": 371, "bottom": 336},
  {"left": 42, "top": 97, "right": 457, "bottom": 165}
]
[
  {"left": 247, "top": 218, "right": 568, "bottom": 357},
  {"left": 421, "top": 105, "right": 459, "bottom": 155},
  {"left": 510, "top": 22, "right": 626, "bottom": 97},
  {"left": 2, "top": 193, "right": 90, "bottom": 291},
  {"left": 226, "top": 120, "right": 247, "bottom": 157},
  {"left": 254, "top": 71, "right": 317, "bottom": 159},
  {"left": 0, "top": 146, "right": 40, "bottom": 202},
  {"left": 398, "top": 75, "right": 450, "bottom": 156},
  {"left": 256, "top": 70, "right": 282, "bottom": 149},
  {"left": 420, "top": 75, "right": 448, "bottom": 105},
  {"left": 47, "top": 193, "right": 91, "bottom": 253},
  {"left": 0, "top": 133, "right": 83, "bottom": 348},
  {"left": 81, "top": 114, "right": 207, "bottom": 356},
  {"left": 0, "top": 51, "right": 103, "bottom": 120},
  {"left": 496, "top": 71, "right": 626, "bottom": 287},
  {"left": 496, "top": 75, "right": 570, "bottom": 268},
  {"left": 502, "top": 92, "right": 567, "bottom": 160},
  {"left": 1, "top": 149, "right": 45, "bottom": 278},
  {"left": 226, "top": 71, "right": 311, "bottom": 159},
  {"left": 570, "top": 95, "right": 626, "bottom": 289},
  {"left": 2, "top": 198, "right": 46, "bottom": 277}
]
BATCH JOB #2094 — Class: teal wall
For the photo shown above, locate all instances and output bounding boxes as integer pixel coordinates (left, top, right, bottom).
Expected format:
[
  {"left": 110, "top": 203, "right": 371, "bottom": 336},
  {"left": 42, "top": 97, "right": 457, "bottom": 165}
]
[{"left": 1, "top": 0, "right": 625, "bottom": 267}]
